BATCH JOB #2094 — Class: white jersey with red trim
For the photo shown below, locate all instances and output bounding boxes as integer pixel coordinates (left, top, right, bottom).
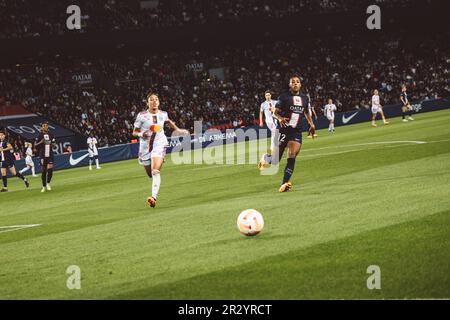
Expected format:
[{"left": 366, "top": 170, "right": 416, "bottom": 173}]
[
  {"left": 372, "top": 95, "right": 381, "bottom": 108},
  {"left": 260, "top": 100, "right": 277, "bottom": 127},
  {"left": 134, "top": 110, "right": 169, "bottom": 161},
  {"left": 371, "top": 95, "right": 382, "bottom": 113},
  {"left": 324, "top": 103, "right": 337, "bottom": 119}
]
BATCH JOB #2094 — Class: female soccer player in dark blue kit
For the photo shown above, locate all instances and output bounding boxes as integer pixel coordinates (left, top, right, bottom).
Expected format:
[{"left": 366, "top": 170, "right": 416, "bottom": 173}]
[
  {"left": 35, "top": 122, "right": 56, "bottom": 193},
  {"left": 0, "top": 130, "right": 29, "bottom": 192},
  {"left": 272, "top": 75, "right": 316, "bottom": 192}
]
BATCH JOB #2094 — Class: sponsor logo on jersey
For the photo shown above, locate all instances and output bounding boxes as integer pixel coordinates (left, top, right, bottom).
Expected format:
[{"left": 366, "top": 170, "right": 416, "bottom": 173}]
[
  {"left": 289, "top": 106, "right": 305, "bottom": 113},
  {"left": 293, "top": 96, "right": 303, "bottom": 106}
]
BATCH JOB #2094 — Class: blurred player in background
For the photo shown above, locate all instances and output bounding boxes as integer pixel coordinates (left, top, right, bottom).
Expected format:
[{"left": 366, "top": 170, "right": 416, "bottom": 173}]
[
  {"left": 306, "top": 92, "right": 318, "bottom": 139},
  {"left": 19, "top": 142, "right": 37, "bottom": 177},
  {"left": 87, "top": 132, "right": 101, "bottom": 170},
  {"left": 132, "top": 93, "right": 188, "bottom": 208},
  {"left": 0, "top": 130, "right": 29, "bottom": 192},
  {"left": 324, "top": 98, "right": 337, "bottom": 133},
  {"left": 258, "top": 91, "right": 279, "bottom": 170},
  {"left": 371, "top": 89, "right": 389, "bottom": 127},
  {"left": 35, "top": 122, "right": 56, "bottom": 192},
  {"left": 400, "top": 85, "right": 414, "bottom": 122}
]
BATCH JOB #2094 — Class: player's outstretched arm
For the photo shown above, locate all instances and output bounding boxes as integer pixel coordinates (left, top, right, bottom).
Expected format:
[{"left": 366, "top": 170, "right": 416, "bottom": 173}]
[
  {"left": 273, "top": 108, "right": 289, "bottom": 127},
  {"left": 305, "top": 112, "right": 316, "bottom": 139},
  {"left": 1, "top": 143, "right": 13, "bottom": 152},
  {"left": 168, "top": 119, "right": 190, "bottom": 136},
  {"left": 312, "top": 107, "right": 318, "bottom": 120}
]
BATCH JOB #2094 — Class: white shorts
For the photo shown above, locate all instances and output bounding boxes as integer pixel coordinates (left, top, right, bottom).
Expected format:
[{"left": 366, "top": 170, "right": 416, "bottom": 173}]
[
  {"left": 327, "top": 115, "right": 335, "bottom": 121},
  {"left": 139, "top": 143, "right": 167, "bottom": 166},
  {"left": 371, "top": 106, "right": 382, "bottom": 114},
  {"left": 25, "top": 156, "right": 34, "bottom": 166},
  {"left": 266, "top": 121, "right": 276, "bottom": 132},
  {"left": 88, "top": 149, "right": 98, "bottom": 158}
]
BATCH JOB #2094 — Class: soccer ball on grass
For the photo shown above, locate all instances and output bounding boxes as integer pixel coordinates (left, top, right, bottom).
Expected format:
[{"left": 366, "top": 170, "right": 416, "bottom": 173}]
[{"left": 237, "top": 209, "right": 264, "bottom": 236}]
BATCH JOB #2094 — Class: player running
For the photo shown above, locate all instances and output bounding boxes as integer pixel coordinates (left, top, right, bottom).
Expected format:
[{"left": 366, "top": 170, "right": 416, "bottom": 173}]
[
  {"left": 324, "top": 98, "right": 337, "bottom": 133},
  {"left": 400, "top": 85, "right": 414, "bottom": 122},
  {"left": 132, "top": 93, "right": 187, "bottom": 208},
  {"left": 258, "top": 91, "right": 279, "bottom": 170},
  {"left": 87, "top": 132, "right": 101, "bottom": 170},
  {"left": 19, "top": 142, "right": 37, "bottom": 177},
  {"left": 0, "top": 130, "right": 29, "bottom": 192},
  {"left": 35, "top": 122, "right": 56, "bottom": 192},
  {"left": 264, "top": 75, "right": 315, "bottom": 192},
  {"left": 371, "top": 89, "right": 389, "bottom": 127}
]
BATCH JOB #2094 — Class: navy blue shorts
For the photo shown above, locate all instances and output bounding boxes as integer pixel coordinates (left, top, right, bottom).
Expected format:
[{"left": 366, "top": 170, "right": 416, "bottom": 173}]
[
  {"left": 278, "top": 127, "right": 302, "bottom": 148},
  {"left": 40, "top": 154, "right": 54, "bottom": 166},
  {"left": 1, "top": 157, "right": 15, "bottom": 169}
]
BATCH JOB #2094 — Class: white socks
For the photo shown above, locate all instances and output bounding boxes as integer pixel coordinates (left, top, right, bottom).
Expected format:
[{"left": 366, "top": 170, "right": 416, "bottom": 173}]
[
  {"left": 20, "top": 166, "right": 35, "bottom": 175},
  {"left": 20, "top": 167, "right": 29, "bottom": 174},
  {"left": 152, "top": 170, "right": 161, "bottom": 199},
  {"left": 95, "top": 159, "right": 100, "bottom": 168}
]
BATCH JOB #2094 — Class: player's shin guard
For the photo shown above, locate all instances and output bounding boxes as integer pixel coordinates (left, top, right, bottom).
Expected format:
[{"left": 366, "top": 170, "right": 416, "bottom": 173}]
[
  {"left": 41, "top": 167, "right": 47, "bottom": 187},
  {"left": 283, "top": 158, "right": 296, "bottom": 184},
  {"left": 47, "top": 168, "right": 53, "bottom": 183},
  {"left": 151, "top": 170, "right": 161, "bottom": 199},
  {"left": 2, "top": 175, "right": 7, "bottom": 188}
]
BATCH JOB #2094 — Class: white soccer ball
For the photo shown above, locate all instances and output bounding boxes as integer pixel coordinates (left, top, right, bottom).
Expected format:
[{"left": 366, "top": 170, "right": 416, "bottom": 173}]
[{"left": 237, "top": 209, "right": 264, "bottom": 236}]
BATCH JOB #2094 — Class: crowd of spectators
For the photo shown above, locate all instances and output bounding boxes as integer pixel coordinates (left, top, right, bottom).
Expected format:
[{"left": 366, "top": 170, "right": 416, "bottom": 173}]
[
  {"left": 1, "top": 33, "right": 449, "bottom": 146},
  {"left": 0, "top": 0, "right": 416, "bottom": 39}
]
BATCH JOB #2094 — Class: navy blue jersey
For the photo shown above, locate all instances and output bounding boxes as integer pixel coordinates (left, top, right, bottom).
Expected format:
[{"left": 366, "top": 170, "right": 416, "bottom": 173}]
[
  {"left": 400, "top": 92, "right": 408, "bottom": 105},
  {"left": 275, "top": 91, "right": 310, "bottom": 131},
  {"left": 36, "top": 131, "right": 55, "bottom": 158},
  {"left": 0, "top": 139, "right": 14, "bottom": 162}
]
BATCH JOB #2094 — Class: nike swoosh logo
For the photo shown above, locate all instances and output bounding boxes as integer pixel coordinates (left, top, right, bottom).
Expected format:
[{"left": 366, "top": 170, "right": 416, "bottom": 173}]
[
  {"left": 69, "top": 153, "right": 90, "bottom": 166},
  {"left": 342, "top": 111, "right": 359, "bottom": 124}
]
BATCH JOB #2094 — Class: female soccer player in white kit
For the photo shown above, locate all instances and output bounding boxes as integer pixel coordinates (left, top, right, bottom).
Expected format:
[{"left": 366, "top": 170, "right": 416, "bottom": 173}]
[
  {"left": 19, "top": 142, "right": 37, "bottom": 177},
  {"left": 371, "top": 89, "right": 389, "bottom": 127},
  {"left": 258, "top": 91, "right": 279, "bottom": 170},
  {"left": 87, "top": 133, "right": 101, "bottom": 170},
  {"left": 132, "top": 93, "right": 187, "bottom": 208},
  {"left": 324, "top": 98, "right": 337, "bottom": 133}
]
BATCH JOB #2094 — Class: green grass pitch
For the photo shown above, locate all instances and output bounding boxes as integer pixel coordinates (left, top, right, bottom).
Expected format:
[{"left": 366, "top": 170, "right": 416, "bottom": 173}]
[{"left": 1, "top": 110, "right": 450, "bottom": 299}]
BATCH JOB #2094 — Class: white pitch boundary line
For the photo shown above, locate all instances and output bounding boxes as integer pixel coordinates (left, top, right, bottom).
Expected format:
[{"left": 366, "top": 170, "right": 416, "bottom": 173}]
[
  {"left": 0, "top": 224, "right": 42, "bottom": 234},
  {"left": 303, "top": 140, "right": 427, "bottom": 153}
]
